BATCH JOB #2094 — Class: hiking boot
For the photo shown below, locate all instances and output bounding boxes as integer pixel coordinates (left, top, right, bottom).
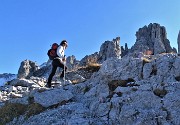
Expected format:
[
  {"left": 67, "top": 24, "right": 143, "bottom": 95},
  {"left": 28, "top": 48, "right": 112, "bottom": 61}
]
[
  {"left": 45, "top": 83, "right": 51, "bottom": 88},
  {"left": 60, "top": 75, "right": 64, "bottom": 79}
]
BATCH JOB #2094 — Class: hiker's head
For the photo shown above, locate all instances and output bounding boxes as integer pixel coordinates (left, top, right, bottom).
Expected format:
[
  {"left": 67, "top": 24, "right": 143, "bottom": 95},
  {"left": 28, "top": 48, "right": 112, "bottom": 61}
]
[{"left": 60, "top": 40, "right": 68, "bottom": 48}]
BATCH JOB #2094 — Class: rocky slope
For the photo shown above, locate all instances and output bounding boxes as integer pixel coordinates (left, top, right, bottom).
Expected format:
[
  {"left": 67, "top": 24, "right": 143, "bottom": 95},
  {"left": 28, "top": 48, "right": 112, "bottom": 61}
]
[
  {"left": 0, "top": 54, "right": 179, "bottom": 125},
  {"left": 0, "top": 23, "right": 180, "bottom": 125}
]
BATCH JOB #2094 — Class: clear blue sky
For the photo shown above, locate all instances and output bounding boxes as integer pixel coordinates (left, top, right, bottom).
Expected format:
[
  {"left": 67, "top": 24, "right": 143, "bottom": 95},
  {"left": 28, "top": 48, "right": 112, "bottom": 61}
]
[{"left": 0, "top": 0, "right": 180, "bottom": 74}]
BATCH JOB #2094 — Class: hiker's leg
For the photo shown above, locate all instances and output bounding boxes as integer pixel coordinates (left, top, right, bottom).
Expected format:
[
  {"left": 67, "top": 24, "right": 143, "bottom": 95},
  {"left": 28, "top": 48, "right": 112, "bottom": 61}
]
[
  {"left": 47, "top": 63, "right": 57, "bottom": 87},
  {"left": 58, "top": 62, "right": 67, "bottom": 78},
  {"left": 60, "top": 65, "right": 67, "bottom": 78}
]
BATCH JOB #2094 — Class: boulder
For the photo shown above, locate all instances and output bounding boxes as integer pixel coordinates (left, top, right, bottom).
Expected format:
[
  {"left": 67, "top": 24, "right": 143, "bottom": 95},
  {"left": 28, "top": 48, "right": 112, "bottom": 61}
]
[
  {"left": 9, "top": 78, "right": 36, "bottom": 87},
  {"left": 33, "top": 88, "right": 74, "bottom": 107},
  {"left": 99, "top": 57, "right": 143, "bottom": 81}
]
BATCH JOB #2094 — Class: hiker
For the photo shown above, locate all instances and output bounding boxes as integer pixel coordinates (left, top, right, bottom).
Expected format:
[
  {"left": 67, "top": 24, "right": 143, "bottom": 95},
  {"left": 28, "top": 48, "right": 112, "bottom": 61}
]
[{"left": 46, "top": 40, "right": 68, "bottom": 88}]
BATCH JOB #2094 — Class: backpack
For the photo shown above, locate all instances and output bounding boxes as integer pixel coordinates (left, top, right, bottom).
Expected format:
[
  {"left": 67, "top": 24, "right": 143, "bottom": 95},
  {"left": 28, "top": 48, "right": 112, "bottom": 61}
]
[{"left": 47, "top": 43, "right": 59, "bottom": 60}]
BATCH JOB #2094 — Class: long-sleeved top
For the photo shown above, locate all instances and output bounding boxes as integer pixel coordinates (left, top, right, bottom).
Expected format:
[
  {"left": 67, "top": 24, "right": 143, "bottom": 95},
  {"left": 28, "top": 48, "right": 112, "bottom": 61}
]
[{"left": 55, "top": 45, "right": 65, "bottom": 63}]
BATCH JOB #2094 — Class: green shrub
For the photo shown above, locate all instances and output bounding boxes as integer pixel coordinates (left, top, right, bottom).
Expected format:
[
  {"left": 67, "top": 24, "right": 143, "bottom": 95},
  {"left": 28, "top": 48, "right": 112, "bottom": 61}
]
[
  {"left": 0, "top": 103, "right": 27, "bottom": 125},
  {"left": 153, "top": 88, "right": 167, "bottom": 98},
  {"left": 0, "top": 102, "right": 45, "bottom": 124},
  {"left": 26, "top": 103, "right": 45, "bottom": 118}
]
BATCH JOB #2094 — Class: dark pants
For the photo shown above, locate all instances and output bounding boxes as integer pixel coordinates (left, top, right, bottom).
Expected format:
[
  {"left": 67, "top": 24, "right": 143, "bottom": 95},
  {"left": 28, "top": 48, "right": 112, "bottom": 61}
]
[{"left": 47, "top": 59, "right": 67, "bottom": 86}]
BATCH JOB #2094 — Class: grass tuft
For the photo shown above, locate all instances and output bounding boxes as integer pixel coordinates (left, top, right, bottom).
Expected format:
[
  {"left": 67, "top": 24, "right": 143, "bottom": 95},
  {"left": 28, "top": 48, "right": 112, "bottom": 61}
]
[
  {"left": 153, "top": 88, "right": 167, "bottom": 98},
  {"left": 0, "top": 102, "right": 45, "bottom": 124},
  {"left": 0, "top": 103, "right": 27, "bottom": 125}
]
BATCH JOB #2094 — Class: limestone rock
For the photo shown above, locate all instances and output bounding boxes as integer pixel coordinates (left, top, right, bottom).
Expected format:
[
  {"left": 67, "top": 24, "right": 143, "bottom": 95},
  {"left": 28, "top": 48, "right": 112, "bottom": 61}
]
[
  {"left": 29, "top": 76, "right": 46, "bottom": 87},
  {"left": 9, "top": 78, "right": 36, "bottom": 87},
  {"left": 99, "top": 57, "right": 143, "bottom": 81},
  {"left": 98, "top": 37, "right": 121, "bottom": 63},
  {"left": 79, "top": 37, "right": 121, "bottom": 67},
  {"left": 163, "top": 88, "right": 180, "bottom": 125},
  {"left": 143, "top": 53, "right": 180, "bottom": 83},
  {"left": 66, "top": 72, "right": 86, "bottom": 84},
  {"left": 79, "top": 52, "right": 99, "bottom": 66},
  {"left": 121, "top": 43, "right": 129, "bottom": 57},
  {"left": 3, "top": 24, "right": 180, "bottom": 125},
  {"left": 32, "top": 65, "right": 51, "bottom": 78},
  {"left": 66, "top": 55, "right": 79, "bottom": 71},
  {"left": 33, "top": 88, "right": 74, "bottom": 107},
  {"left": 19, "top": 102, "right": 90, "bottom": 125},
  {"left": 131, "top": 23, "right": 176, "bottom": 55},
  {"left": 4, "top": 53, "right": 180, "bottom": 125},
  {"left": 10, "top": 93, "right": 23, "bottom": 98},
  {"left": 8, "top": 86, "right": 17, "bottom": 93},
  {"left": 17, "top": 60, "right": 39, "bottom": 79}
]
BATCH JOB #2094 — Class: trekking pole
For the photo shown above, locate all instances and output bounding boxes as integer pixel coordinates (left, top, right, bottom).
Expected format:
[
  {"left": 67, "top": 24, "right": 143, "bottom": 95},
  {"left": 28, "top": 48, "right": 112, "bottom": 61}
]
[{"left": 64, "top": 55, "right": 66, "bottom": 85}]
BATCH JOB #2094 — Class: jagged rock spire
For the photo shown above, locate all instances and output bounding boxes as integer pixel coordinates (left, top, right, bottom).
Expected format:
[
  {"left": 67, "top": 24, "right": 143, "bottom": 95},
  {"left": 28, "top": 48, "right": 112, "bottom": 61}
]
[
  {"left": 130, "top": 23, "right": 176, "bottom": 55},
  {"left": 79, "top": 37, "right": 121, "bottom": 66},
  {"left": 121, "top": 43, "right": 129, "bottom": 57},
  {"left": 98, "top": 37, "right": 121, "bottom": 63},
  {"left": 17, "top": 60, "right": 39, "bottom": 79},
  {"left": 178, "top": 30, "right": 180, "bottom": 54}
]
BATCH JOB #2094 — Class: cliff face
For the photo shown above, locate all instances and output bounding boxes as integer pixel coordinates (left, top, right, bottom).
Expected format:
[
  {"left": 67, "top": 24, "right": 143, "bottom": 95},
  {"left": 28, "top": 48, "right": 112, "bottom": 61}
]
[
  {"left": 121, "top": 23, "right": 178, "bottom": 58},
  {"left": 98, "top": 37, "right": 121, "bottom": 63},
  {"left": 129, "top": 23, "right": 177, "bottom": 56},
  {"left": 79, "top": 37, "right": 121, "bottom": 66},
  {"left": 17, "top": 60, "right": 39, "bottom": 79}
]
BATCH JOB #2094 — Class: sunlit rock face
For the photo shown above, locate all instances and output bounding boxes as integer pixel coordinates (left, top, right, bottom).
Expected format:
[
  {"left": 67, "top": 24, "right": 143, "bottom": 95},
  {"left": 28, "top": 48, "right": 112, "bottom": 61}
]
[
  {"left": 130, "top": 23, "right": 176, "bottom": 56},
  {"left": 17, "top": 60, "right": 39, "bottom": 79}
]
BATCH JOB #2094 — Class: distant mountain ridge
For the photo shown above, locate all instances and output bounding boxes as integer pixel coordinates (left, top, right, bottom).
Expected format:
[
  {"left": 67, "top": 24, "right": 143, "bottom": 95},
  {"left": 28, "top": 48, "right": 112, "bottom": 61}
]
[{"left": 0, "top": 73, "right": 16, "bottom": 86}]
